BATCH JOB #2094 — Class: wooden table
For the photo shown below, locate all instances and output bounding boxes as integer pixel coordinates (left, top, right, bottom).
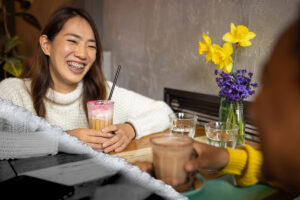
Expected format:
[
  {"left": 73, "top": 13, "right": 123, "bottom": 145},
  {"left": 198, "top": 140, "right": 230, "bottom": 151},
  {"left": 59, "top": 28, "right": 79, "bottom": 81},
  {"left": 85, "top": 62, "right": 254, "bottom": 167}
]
[
  {"left": 121, "top": 126, "right": 259, "bottom": 152},
  {"left": 0, "top": 126, "right": 295, "bottom": 199},
  {"left": 0, "top": 126, "right": 258, "bottom": 182},
  {"left": 113, "top": 126, "right": 260, "bottom": 164}
]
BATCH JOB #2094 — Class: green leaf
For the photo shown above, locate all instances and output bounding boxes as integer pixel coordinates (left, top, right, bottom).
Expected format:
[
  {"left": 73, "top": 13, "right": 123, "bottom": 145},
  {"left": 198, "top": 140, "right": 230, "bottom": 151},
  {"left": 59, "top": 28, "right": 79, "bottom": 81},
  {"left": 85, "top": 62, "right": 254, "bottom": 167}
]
[
  {"left": 4, "top": 36, "right": 22, "bottom": 53},
  {"left": 15, "top": 12, "right": 41, "bottom": 30},
  {"left": 3, "top": 58, "right": 23, "bottom": 77}
]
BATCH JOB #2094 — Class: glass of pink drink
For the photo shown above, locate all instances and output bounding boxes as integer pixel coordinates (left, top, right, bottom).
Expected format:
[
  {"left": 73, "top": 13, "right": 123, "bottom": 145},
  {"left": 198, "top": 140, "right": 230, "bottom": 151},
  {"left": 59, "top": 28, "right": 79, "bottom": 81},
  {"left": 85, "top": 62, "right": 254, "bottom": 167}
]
[{"left": 87, "top": 100, "right": 114, "bottom": 130}]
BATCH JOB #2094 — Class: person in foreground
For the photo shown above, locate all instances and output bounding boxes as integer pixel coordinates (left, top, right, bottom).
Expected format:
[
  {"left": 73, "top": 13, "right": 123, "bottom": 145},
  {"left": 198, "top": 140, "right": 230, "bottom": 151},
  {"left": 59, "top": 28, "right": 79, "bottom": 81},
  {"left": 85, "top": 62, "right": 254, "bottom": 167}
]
[
  {"left": 185, "top": 14, "right": 300, "bottom": 193},
  {"left": 0, "top": 7, "right": 172, "bottom": 153}
]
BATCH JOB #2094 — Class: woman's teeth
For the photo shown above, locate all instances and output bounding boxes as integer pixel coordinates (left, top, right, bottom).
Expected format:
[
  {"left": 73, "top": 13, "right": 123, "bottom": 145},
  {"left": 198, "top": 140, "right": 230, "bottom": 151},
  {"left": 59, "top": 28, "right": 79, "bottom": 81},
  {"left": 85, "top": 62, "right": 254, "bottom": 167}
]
[{"left": 67, "top": 61, "right": 85, "bottom": 69}]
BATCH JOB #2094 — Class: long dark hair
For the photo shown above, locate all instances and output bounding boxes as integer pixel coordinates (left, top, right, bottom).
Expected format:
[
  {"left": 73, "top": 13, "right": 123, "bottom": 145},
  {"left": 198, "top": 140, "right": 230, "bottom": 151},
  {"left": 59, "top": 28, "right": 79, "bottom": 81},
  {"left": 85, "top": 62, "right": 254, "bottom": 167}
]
[{"left": 22, "top": 7, "right": 107, "bottom": 119}]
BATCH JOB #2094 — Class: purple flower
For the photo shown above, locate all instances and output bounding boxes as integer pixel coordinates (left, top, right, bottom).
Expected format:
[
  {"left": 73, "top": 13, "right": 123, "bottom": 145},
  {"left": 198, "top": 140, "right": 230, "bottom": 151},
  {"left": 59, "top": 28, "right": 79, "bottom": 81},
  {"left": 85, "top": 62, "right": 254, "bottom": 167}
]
[
  {"left": 251, "top": 83, "right": 258, "bottom": 88},
  {"left": 215, "top": 69, "right": 258, "bottom": 102}
]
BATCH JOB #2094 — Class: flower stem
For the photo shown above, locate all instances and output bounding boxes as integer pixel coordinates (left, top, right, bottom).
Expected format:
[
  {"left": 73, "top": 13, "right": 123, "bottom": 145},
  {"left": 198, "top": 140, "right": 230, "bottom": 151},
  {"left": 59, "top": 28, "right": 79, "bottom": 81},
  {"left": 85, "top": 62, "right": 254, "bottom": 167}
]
[
  {"left": 231, "top": 43, "right": 239, "bottom": 73},
  {"left": 227, "top": 104, "right": 234, "bottom": 126},
  {"left": 237, "top": 101, "right": 245, "bottom": 144}
]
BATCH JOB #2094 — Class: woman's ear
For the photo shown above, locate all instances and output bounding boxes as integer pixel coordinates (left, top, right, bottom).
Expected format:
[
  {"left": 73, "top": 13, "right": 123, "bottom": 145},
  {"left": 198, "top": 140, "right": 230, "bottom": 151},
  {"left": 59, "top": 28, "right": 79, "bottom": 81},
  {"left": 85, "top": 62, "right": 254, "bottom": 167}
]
[{"left": 39, "top": 35, "right": 51, "bottom": 56}]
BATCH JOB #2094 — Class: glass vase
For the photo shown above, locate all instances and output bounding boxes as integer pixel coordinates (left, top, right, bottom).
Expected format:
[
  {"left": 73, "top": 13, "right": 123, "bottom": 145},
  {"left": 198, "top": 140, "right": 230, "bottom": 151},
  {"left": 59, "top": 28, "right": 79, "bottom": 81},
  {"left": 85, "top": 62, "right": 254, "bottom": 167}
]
[{"left": 218, "top": 98, "right": 245, "bottom": 145}]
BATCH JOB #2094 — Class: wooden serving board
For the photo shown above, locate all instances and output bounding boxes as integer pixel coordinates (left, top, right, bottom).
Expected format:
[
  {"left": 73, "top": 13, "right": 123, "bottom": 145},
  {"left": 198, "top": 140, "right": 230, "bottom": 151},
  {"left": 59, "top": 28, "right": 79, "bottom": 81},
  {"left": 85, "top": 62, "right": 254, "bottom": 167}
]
[{"left": 116, "top": 147, "right": 153, "bottom": 163}]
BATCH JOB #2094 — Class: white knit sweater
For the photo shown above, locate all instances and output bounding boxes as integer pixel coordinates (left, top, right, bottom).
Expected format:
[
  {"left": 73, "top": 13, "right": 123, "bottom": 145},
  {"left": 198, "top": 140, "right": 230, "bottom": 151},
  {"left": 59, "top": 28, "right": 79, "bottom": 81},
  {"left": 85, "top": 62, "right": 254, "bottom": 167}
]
[{"left": 0, "top": 78, "right": 172, "bottom": 139}]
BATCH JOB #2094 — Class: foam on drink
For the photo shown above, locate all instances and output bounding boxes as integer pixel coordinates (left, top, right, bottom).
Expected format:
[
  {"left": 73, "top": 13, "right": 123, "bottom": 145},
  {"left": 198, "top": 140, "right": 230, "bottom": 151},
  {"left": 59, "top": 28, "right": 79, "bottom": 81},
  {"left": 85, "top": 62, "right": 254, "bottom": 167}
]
[{"left": 87, "top": 100, "right": 114, "bottom": 130}]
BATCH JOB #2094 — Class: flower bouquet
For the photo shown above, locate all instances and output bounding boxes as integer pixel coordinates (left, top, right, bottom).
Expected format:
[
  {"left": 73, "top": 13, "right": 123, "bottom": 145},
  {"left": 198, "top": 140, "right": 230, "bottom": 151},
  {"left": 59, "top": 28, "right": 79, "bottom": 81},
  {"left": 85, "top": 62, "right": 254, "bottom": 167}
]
[{"left": 199, "top": 23, "right": 258, "bottom": 145}]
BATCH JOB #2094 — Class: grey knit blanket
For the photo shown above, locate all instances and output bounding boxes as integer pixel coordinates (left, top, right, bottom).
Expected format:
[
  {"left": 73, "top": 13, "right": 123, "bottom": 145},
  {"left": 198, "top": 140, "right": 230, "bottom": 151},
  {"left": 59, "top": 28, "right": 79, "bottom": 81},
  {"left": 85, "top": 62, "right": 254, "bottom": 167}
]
[{"left": 0, "top": 99, "right": 186, "bottom": 200}]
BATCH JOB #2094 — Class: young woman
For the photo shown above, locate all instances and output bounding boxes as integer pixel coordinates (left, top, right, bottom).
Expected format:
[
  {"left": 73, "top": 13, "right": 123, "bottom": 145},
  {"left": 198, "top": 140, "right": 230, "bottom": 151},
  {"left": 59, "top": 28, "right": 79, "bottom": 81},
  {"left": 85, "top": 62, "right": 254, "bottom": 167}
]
[{"left": 0, "top": 7, "right": 172, "bottom": 153}]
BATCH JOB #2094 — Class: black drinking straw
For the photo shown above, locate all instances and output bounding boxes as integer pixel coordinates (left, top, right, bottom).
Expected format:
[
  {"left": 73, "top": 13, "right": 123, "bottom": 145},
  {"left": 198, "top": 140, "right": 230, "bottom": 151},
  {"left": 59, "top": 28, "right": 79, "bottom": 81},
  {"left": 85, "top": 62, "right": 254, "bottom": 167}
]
[{"left": 108, "top": 65, "right": 121, "bottom": 100}]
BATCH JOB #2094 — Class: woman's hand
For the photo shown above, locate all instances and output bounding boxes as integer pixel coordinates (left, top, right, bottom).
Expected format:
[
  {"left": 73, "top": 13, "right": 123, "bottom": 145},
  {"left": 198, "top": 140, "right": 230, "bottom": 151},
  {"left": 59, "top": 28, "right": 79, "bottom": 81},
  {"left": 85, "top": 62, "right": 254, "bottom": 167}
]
[
  {"left": 101, "top": 123, "right": 136, "bottom": 153},
  {"left": 185, "top": 142, "right": 229, "bottom": 172},
  {"left": 66, "top": 128, "right": 113, "bottom": 151}
]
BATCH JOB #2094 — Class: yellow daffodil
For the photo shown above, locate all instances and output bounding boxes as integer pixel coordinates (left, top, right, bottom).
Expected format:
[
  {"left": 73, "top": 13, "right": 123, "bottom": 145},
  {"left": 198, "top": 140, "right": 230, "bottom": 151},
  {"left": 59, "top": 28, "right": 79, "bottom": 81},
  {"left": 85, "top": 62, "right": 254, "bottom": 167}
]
[
  {"left": 211, "top": 42, "right": 233, "bottom": 73},
  {"left": 222, "top": 23, "right": 256, "bottom": 47},
  {"left": 199, "top": 33, "right": 213, "bottom": 63},
  {"left": 199, "top": 33, "right": 211, "bottom": 54}
]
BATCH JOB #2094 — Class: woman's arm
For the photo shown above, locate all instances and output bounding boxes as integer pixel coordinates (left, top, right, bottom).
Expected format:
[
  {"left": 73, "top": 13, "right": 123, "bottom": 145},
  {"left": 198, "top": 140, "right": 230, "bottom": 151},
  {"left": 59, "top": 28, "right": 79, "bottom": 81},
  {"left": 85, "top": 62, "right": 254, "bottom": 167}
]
[
  {"left": 221, "top": 145, "right": 263, "bottom": 186},
  {"left": 185, "top": 142, "right": 263, "bottom": 187},
  {"left": 97, "top": 83, "right": 173, "bottom": 153},
  {"left": 107, "top": 83, "right": 173, "bottom": 139}
]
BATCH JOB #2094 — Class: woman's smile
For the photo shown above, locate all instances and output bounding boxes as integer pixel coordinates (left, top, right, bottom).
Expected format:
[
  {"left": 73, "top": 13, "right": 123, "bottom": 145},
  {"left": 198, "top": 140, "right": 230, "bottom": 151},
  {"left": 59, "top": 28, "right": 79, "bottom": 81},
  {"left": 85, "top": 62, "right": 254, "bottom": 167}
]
[{"left": 67, "top": 61, "right": 86, "bottom": 74}]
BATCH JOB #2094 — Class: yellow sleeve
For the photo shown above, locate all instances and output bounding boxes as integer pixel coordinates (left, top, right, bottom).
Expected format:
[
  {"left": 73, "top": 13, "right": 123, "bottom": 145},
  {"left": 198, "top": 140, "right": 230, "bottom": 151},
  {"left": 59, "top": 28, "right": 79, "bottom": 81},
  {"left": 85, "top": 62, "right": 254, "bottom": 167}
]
[{"left": 220, "top": 145, "right": 263, "bottom": 187}]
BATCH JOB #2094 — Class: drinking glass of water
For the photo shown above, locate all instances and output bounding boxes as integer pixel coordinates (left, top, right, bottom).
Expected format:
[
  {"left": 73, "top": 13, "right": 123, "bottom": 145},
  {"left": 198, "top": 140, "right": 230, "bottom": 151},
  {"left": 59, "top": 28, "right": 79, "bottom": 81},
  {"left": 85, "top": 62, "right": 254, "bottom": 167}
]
[
  {"left": 204, "top": 121, "right": 239, "bottom": 149},
  {"left": 169, "top": 112, "right": 198, "bottom": 138}
]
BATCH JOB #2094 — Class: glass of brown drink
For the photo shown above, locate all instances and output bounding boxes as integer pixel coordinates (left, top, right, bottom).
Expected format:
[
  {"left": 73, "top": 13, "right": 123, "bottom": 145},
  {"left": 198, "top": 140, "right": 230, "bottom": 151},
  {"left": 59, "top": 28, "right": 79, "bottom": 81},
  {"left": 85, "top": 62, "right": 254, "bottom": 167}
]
[{"left": 150, "top": 134, "right": 194, "bottom": 187}]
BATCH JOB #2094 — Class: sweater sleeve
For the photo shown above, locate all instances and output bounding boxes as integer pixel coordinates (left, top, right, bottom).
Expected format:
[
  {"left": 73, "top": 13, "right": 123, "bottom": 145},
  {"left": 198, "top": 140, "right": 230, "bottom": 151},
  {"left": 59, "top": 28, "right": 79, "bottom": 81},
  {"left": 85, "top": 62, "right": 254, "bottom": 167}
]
[
  {"left": 0, "top": 78, "right": 22, "bottom": 104},
  {"left": 220, "top": 145, "right": 263, "bottom": 186},
  {"left": 0, "top": 78, "right": 34, "bottom": 112},
  {"left": 109, "top": 83, "right": 173, "bottom": 139},
  {"left": 126, "top": 100, "right": 172, "bottom": 139},
  {"left": 0, "top": 131, "right": 58, "bottom": 160}
]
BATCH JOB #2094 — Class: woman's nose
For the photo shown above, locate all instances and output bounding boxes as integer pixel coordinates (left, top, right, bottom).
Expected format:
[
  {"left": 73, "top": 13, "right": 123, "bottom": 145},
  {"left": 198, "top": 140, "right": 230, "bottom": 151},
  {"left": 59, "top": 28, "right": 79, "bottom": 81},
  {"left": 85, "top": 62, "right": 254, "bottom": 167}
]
[{"left": 75, "top": 44, "right": 87, "bottom": 59}]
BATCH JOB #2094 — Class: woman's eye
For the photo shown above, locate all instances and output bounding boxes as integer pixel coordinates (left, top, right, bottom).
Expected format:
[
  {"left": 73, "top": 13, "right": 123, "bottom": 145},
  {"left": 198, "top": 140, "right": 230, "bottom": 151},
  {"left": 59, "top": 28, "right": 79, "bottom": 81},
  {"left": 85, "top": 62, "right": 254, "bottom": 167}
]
[
  {"left": 67, "top": 40, "right": 77, "bottom": 44},
  {"left": 89, "top": 45, "right": 96, "bottom": 49}
]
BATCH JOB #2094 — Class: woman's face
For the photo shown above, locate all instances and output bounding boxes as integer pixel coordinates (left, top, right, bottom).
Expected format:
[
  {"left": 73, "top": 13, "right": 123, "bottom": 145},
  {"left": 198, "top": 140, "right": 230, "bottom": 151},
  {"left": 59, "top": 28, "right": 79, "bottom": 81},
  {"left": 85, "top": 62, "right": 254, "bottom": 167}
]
[{"left": 41, "top": 16, "right": 97, "bottom": 93}]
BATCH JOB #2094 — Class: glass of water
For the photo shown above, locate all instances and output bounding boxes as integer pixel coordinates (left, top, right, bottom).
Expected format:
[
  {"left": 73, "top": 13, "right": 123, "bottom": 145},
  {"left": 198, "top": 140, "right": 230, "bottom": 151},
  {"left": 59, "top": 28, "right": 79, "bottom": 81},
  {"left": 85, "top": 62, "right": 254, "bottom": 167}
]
[
  {"left": 204, "top": 121, "right": 239, "bottom": 149},
  {"left": 169, "top": 112, "right": 198, "bottom": 138}
]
